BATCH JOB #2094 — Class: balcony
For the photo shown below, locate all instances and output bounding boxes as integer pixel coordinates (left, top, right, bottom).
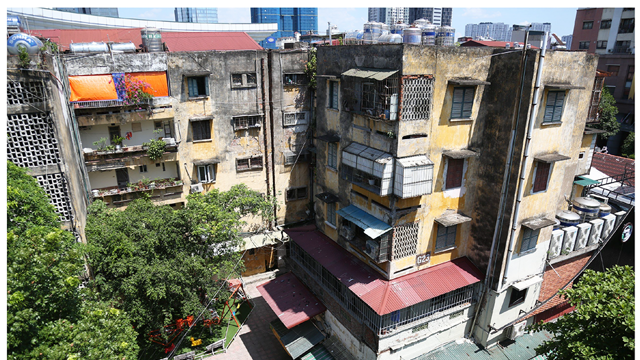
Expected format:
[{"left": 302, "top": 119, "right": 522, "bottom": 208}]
[
  {"left": 92, "top": 178, "right": 185, "bottom": 207},
  {"left": 83, "top": 142, "right": 178, "bottom": 172},
  {"left": 611, "top": 46, "right": 631, "bottom": 54}
]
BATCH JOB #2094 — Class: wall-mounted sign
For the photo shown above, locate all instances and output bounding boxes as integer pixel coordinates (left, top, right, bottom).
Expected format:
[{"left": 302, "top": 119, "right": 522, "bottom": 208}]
[
  {"left": 621, "top": 223, "right": 633, "bottom": 243},
  {"left": 416, "top": 252, "right": 431, "bottom": 266}
]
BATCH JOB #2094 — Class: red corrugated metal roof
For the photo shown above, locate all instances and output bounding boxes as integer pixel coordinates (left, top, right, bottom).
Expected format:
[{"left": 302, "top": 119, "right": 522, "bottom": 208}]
[
  {"left": 162, "top": 32, "right": 262, "bottom": 51},
  {"left": 591, "top": 152, "right": 635, "bottom": 187},
  {"left": 27, "top": 28, "right": 262, "bottom": 52},
  {"left": 285, "top": 228, "right": 484, "bottom": 315},
  {"left": 28, "top": 28, "right": 143, "bottom": 51},
  {"left": 257, "top": 272, "right": 326, "bottom": 329},
  {"left": 460, "top": 40, "right": 539, "bottom": 49}
]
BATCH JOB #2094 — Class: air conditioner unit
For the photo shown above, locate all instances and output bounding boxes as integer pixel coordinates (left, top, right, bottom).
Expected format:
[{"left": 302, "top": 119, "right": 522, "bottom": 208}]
[
  {"left": 548, "top": 229, "right": 564, "bottom": 259},
  {"left": 588, "top": 218, "right": 604, "bottom": 246},
  {"left": 190, "top": 183, "right": 204, "bottom": 193},
  {"left": 162, "top": 137, "right": 176, "bottom": 146},
  {"left": 507, "top": 320, "right": 527, "bottom": 340},
  {"left": 601, "top": 214, "right": 616, "bottom": 240},
  {"left": 364, "top": 240, "right": 379, "bottom": 260},
  {"left": 340, "top": 225, "right": 355, "bottom": 240},
  {"left": 575, "top": 223, "right": 592, "bottom": 250},
  {"left": 614, "top": 211, "right": 627, "bottom": 229},
  {"left": 562, "top": 226, "right": 578, "bottom": 254}
]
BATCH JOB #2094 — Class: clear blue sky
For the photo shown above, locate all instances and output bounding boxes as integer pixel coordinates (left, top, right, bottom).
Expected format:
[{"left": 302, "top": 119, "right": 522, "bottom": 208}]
[{"left": 117, "top": 8, "right": 579, "bottom": 39}]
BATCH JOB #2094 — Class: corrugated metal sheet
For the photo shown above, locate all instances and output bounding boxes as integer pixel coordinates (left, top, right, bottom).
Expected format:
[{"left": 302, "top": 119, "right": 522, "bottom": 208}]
[
  {"left": 258, "top": 272, "right": 326, "bottom": 329},
  {"left": 394, "top": 155, "right": 434, "bottom": 198},
  {"left": 270, "top": 318, "right": 325, "bottom": 359},
  {"left": 300, "top": 344, "right": 336, "bottom": 360},
  {"left": 29, "top": 28, "right": 143, "bottom": 51},
  {"left": 573, "top": 176, "right": 599, "bottom": 186},
  {"left": 341, "top": 68, "right": 399, "bottom": 81},
  {"left": 162, "top": 31, "right": 262, "bottom": 51},
  {"left": 337, "top": 205, "right": 392, "bottom": 238},
  {"left": 287, "top": 229, "right": 484, "bottom": 315},
  {"left": 591, "top": 152, "right": 635, "bottom": 187}
]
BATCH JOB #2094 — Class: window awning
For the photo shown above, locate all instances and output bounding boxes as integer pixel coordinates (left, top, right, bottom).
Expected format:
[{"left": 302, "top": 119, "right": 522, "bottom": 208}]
[
  {"left": 315, "top": 134, "right": 340, "bottom": 143},
  {"left": 342, "top": 68, "right": 399, "bottom": 81},
  {"left": 584, "top": 127, "right": 606, "bottom": 135},
  {"left": 521, "top": 217, "right": 557, "bottom": 231},
  {"left": 189, "top": 115, "right": 214, "bottom": 122},
  {"left": 545, "top": 83, "right": 585, "bottom": 90},
  {"left": 257, "top": 272, "right": 326, "bottom": 329},
  {"left": 315, "top": 192, "right": 340, "bottom": 204},
  {"left": 448, "top": 78, "right": 491, "bottom": 86},
  {"left": 270, "top": 318, "right": 325, "bottom": 359},
  {"left": 512, "top": 276, "right": 543, "bottom": 291},
  {"left": 534, "top": 153, "right": 571, "bottom": 163},
  {"left": 435, "top": 211, "right": 472, "bottom": 227},
  {"left": 192, "top": 158, "right": 220, "bottom": 166},
  {"left": 443, "top": 149, "right": 478, "bottom": 159},
  {"left": 337, "top": 205, "right": 392, "bottom": 238},
  {"left": 574, "top": 176, "right": 600, "bottom": 186}
]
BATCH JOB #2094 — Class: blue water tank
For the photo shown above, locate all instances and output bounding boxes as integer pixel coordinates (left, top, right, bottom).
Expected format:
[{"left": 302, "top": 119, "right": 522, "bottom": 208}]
[{"left": 7, "top": 33, "right": 43, "bottom": 55}]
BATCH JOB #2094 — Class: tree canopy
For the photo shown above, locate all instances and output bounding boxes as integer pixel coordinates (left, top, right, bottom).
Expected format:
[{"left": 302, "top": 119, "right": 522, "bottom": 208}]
[
  {"left": 621, "top": 132, "right": 634, "bottom": 159},
  {"left": 7, "top": 161, "right": 138, "bottom": 360},
  {"left": 592, "top": 87, "right": 620, "bottom": 141},
  {"left": 531, "top": 265, "right": 635, "bottom": 360},
  {"left": 85, "top": 184, "right": 277, "bottom": 354}
]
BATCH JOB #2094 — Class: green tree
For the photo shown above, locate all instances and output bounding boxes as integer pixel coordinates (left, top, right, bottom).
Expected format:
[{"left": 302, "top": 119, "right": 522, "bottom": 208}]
[
  {"left": 592, "top": 87, "right": 620, "bottom": 141},
  {"left": 531, "top": 265, "right": 634, "bottom": 360},
  {"left": 621, "top": 132, "right": 634, "bottom": 159},
  {"left": 7, "top": 161, "right": 138, "bottom": 360},
  {"left": 85, "top": 184, "right": 277, "bottom": 350}
]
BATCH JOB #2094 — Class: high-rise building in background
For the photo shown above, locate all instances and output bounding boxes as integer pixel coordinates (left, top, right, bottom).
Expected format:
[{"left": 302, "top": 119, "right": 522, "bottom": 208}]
[
  {"left": 174, "top": 8, "right": 218, "bottom": 24},
  {"left": 465, "top": 22, "right": 512, "bottom": 41},
  {"left": 251, "top": 8, "right": 318, "bottom": 49},
  {"left": 409, "top": 8, "right": 453, "bottom": 26},
  {"left": 368, "top": 7, "right": 410, "bottom": 25},
  {"left": 561, "top": 34, "right": 573, "bottom": 49},
  {"left": 54, "top": 8, "right": 118, "bottom": 17},
  {"left": 529, "top": 22, "right": 552, "bottom": 34}
]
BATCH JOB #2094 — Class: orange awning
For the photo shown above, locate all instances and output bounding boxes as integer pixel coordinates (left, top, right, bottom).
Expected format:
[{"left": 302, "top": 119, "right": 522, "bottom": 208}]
[
  {"left": 69, "top": 74, "right": 118, "bottom": 102},
  {"left": 128, "top": 72, "right": 169, "bottom": 97}
]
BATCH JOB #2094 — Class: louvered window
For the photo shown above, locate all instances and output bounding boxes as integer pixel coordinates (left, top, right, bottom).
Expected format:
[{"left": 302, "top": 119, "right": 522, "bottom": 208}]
[
  {"left": 543, "top": 91, "right": 565, "bottom": 123},
  {"left": 445, "top": 158, "right": 464, "bottom": 189},
  {"left": 451, "top": 87, "right": 474, "bottom": 119},
  {"left": 533, "top": 162, "right": 551, "bottom": 192},
  {"left": 187, "top": 76, "right": 209, "bottom": 97}
]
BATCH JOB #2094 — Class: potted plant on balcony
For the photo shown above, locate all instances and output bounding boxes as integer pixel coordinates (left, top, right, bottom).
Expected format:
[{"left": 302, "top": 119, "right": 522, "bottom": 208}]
[
  {"left": 93, "top": 137, "right": 108, "bottom": 153},
  {"left": 146, "top": 138, "right": 166, "bottom": 161},
  {"left": 112, "top": 135, "right": 125, "bottom": 151}
]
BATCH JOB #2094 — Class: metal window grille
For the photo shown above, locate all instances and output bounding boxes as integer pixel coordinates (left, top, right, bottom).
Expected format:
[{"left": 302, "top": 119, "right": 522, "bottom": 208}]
[
  {"left": 543, "top": 91, "right": 565, "bottom": 123},
  {"left": 35, "top": 173, "right": 74, "bottom": 222},
  {"left": 234, "top": 115, "right": 261, "bottom": 130},
  {"left": 401, "top": 77, "right": 434, "bottom": 121},
  {"left": 7, "top": 112, "right": 61, "bottom": 168},
  {"left": 284, "top": 73, "right": 308, "bottom": 85},
  {"left": 251, "top": 156, "right": 263, "bottom": 168},
  {"left": 286, "top": 187, "right": 307, "bottom": 201},
  {"left": 327, "top": 143, "right": 338, "bottom": 169},
  {"left": 236, "top": 158, "right": 249, "bottom": 170},
  {"left": 283, "top": 112, "right": 308, "bottom": 126},
  {"left": 360, "top": 76, "right": 399, "bottom": 120},
  {"left": 341, "top": 164, "right": 382, "bottom": 194},
  {"left": 329, "top": 81, "right": 339, "bottom": 109},
  {"left": 391, "top": 222, "right": 419, "bottom": 260},
  {"left": 232, "top": 74, "right": 243, "bottom": 86},
  {"left": 7, "top": 80, "right": 45, "bottom": 105}
]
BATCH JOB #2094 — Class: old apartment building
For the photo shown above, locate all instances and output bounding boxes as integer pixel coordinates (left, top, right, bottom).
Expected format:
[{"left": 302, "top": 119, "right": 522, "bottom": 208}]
[{"left": 276, "top": 42, "right": 631, "bottom": 360}]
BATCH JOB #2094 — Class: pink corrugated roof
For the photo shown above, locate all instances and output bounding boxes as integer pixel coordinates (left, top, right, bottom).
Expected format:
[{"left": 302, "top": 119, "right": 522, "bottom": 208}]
[
  {"left": 28, "top": 28, "right": 143, "bottom": 51},
  {"left": 257, "top": 272, "right": 326, "bottom": 329},
  {"left": 285, "top": 228, "right": 484, "bottom": 315},
  {"left": 27, "top": 28, "right": 262, "bottom": 52},
  {"left": 162, "top": 32, "right": 262, "bottom": 51},
  {"left": 460, "top": 40, "right": 539, "bottom": 49},
  {"left": 591, "top": 152, "right": 635, "bottom": 187}
]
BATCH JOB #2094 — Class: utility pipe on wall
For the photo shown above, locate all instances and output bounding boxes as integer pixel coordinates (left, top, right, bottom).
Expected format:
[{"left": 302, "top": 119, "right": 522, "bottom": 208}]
[{"left": 500, "top": 32, "right": 549, "bottom": 291}]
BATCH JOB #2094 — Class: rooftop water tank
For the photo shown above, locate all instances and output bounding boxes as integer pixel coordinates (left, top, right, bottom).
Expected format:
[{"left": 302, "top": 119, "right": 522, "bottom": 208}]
[
  {"left": 110, "top": 42, "right": 137, "bottom": 53},
  {"left": 391, "top": 23, "right": 407, "bottom": 35},
  {"left": 70, "top": 42, "right": 108, "bottom": 54},
  {"left": 141, "top": 27, "right": 163, "bottom": 52},
  {"left": 403, "top": 27, "right": 422, "bottom": 45},
  {"left": 556, "top": 210, "right": 581, "bottom": 227},
  {"left": 363, "top": 22, "right": 383, "bottom": 44},
  {"left": 573, "top": 196, "right": 600, "bottom": 221},
  {"left": 7, "top": 33, "right": 44, "bottom": 55},
  {"left": 598, "top": 203, "right": 612, "bottom": 218},
  {"left": 436, "top": 26, "right": 455, "bottom": 46},
  {"left": 421, "top": 23, "right": 437, "bottom": 46},
  {"left": 413, "top": 18, "right": 430, "bottom": 28}
]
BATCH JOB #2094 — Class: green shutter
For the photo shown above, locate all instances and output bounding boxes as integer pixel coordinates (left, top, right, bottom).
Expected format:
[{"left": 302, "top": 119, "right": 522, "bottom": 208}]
[{"left": 188, "top": 78, "right": 197, "bottom": 96}]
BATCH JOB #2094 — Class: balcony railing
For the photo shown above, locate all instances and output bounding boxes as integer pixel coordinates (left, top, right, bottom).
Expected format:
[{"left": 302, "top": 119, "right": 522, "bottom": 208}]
[
  {"left": 612, "top": 46, "right": 632, "bottom": 54},
  {"left": 84, "top": 142, "right": 177, "bottom": 163},
  {"left": 73, "top": 98, "right": 153, "bottom": 109},
  {"left": 92, "top": 179, "right": 184, "bottom": 206}
]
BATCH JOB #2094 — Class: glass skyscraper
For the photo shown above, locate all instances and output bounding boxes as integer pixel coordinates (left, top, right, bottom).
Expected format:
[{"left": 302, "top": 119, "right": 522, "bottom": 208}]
[
  {"left": 174, "top": 8, "right": 218, "bottom": 24},
  {"left": 251, "top": 8, "right": 318, "bottom": 49}
]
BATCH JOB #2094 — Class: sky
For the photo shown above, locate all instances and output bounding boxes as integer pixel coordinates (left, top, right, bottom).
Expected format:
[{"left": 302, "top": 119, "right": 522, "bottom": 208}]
[{"left": 117, "top": 7, "right": 580, "bottom": 40}]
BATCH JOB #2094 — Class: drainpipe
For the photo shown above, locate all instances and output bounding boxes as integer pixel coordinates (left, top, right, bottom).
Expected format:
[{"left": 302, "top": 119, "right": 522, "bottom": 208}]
[
  {"left": 261, "top": 57, "right": 273, "bottom": 227},
  {"left": 267, "top": 51, "right": 278, "bottom": 227},
  {"left": 500, "top": 31, "right": 548, "bottom": 291}
]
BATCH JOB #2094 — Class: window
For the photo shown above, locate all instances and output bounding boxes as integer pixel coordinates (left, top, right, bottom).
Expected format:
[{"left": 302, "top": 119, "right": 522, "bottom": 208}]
[
  {"left": 605, "top": 85, "right": 616, "bottom": 95},
  {"left": 596, "top": 40, "right": 608, "bottom": 49},
  {"left": 233, "top": 115, "right": 262, "bottom": 131},
  {"left": 357, "top": 77, "right": 399, "bottom": 119},
  {"left": 286, "top": 186, "right": 307, "bottom": 201},
  {"left": 139, "top": 164, "right": 148, "bottom": 173},
  {"left": 187, "top": 76, "right": 209, "bottom": 97},
  {"left": 445, "top": 158, "right": 464, "bottom": 189},
  {"left": 520, "top": 227, "right": 539, "bottom": 252},
  {"left": 236, "top": 156, "right": 263, "bottom": 171},
  {"left": 329, "top": 81, "right": 339, "bottom": 109},
  {"left": 578, "top": 41, "right": 590, "bottom": 50},
  {"left": 532, "top": 162, "right": 551, "bottom": 193},
  {"left": 543, "top": 90, "right": 565, "bottom": 123},
  {"left": 614, "top": 40, "right": 632, "bottom": 53},
  {"left": 327, "top": 142, "right": 338, "bottom": 169},
  {"left": 582, "top": 21, "right": 593, "bottom": 29},
  {"left": 451, "top": 87, "right": 474, "bottom": 119},
  {"left": 231, "top": 73, "right": 257, "bottom": 88},
  {"left": 326, "top": 202, "right": 336, "bottom": 226},
  {"left": 435, "top": 224, "right": 457, "bottom": 251},
  {"left": 283, "top": 73, "right": 308, "bottom": 85},
  {"left": 607, "top": 65, "right": 620, "bottom": 76},
  {"left": 192, "top": 120, "right": 211, "bottom": 141},
  {"left": 197, "top": 164, "right": 216, "bottom": 183},
  {"left": 283, "top": 112, "right": 308, "bottom": 126},
  {"left": 624, "top": 65, "right": 634, "bottom": 97},
  {"left": 618, "top": 18, "right": 634, "bottom": 33},
  {"left": 508, "top": 288, "right": 527, "bottom": 307},
  {"left": 600, "top": 19, "right": 611, "bottom": 29}
]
